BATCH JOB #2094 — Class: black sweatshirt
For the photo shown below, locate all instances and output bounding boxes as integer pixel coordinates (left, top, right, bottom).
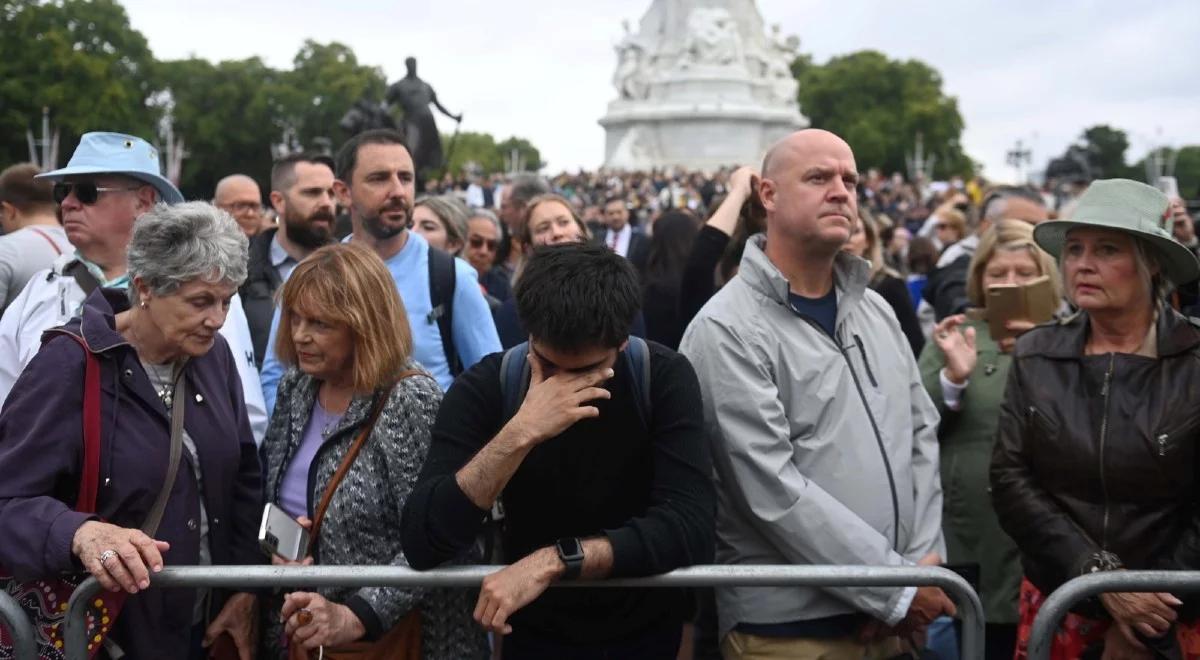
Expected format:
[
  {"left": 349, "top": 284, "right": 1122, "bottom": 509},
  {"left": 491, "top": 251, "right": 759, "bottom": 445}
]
[
  {"left": 679, "top": 226, "right": 732, "bottom": 329},
  {"left": 400, "top": 343, "right": 716, "bottom": 644}
]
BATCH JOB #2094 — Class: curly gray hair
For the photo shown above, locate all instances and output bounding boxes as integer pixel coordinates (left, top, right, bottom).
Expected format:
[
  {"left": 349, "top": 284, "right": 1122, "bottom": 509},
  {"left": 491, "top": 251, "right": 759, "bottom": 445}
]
[{"left": 127, "top": 202, "right": 249, "bottom": 302}]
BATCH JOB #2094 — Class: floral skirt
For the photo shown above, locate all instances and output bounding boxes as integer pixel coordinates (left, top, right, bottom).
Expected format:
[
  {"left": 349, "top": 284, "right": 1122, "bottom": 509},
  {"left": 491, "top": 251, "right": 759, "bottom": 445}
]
[{"left": 1014, "top": 577, "right": 1200, "bottom": 659}]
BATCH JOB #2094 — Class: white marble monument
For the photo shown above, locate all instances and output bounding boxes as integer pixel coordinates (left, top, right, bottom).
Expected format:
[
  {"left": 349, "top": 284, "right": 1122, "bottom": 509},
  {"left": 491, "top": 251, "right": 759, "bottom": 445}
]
[{"left": 600, "top": 0, "right": 808, "bottom": 171}]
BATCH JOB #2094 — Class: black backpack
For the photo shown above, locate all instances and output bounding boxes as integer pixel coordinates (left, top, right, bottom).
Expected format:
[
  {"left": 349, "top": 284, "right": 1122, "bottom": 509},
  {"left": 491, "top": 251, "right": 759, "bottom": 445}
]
[{"left": 426, "top": 248, "right": 461, "bottom": 377}]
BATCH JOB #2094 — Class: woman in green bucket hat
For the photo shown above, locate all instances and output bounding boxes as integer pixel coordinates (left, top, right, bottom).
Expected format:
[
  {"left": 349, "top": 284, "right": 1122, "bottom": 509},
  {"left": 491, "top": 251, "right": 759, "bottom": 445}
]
[{"left": 992, "top": 179, "right": 1200, "bottom": 658}]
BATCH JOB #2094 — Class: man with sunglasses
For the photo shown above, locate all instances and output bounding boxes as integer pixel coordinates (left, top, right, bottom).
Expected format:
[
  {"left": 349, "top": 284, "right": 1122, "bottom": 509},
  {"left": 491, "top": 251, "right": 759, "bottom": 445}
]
[{"left": 0, "top": 133, "right": 268, "bottom": 444}]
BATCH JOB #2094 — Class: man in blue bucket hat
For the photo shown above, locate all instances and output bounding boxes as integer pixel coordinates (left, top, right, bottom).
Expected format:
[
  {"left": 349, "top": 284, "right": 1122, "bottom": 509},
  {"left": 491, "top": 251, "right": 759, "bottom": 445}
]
[{"left": 0, "top": 132, "right": 268, "bottom": 441}]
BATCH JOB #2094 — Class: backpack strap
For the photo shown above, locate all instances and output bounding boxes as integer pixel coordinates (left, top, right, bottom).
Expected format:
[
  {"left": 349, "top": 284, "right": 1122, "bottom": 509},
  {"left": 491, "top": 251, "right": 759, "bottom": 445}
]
[
  {"left": 426, "top": 248, "right": 461, "bottom": 377},
  {"left": 622, "top": 336, "right": 652, "bottom": 428},
  {"left": 499, "top": 342, "right": 532, "bottom": 423},
  {"left": 63, "top": 260, "right": 102, "bottom": 297}
]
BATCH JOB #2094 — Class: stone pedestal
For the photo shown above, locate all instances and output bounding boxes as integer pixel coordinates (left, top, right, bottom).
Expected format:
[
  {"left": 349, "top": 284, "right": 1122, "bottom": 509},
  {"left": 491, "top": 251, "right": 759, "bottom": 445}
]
[{"left": 600, "top": 1, "right": 807, "bottom": 171}]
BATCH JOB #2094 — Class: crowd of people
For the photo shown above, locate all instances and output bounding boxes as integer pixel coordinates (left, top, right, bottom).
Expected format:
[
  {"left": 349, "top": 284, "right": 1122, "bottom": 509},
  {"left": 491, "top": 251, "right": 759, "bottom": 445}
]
[{"left": 0, "top": 123, "right": 1198, "bottom": 660}]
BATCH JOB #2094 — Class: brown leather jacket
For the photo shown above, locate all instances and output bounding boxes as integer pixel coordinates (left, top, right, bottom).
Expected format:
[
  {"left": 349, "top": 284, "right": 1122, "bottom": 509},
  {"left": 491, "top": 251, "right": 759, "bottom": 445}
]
[{"left": 991, "top": 308, "right": 1200, "bottom": 602}]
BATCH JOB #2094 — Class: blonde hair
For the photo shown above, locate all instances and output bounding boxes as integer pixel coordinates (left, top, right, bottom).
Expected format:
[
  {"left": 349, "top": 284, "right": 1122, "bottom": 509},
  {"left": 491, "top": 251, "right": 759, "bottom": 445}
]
[
  {"left": 967, "top": 218, "right": 1062, "bottom": 308},
  {"left": 857, "top": 208, "right": 899, "bottom": 280},
  {"left": 276, "top": 243, "right": 412, "bottom": 392},
  {"left": 937, "top": 208, "right": 968, "bottom": 243},
  {"left": 518, "top": 193, "right": 591, "bottom": 244}
]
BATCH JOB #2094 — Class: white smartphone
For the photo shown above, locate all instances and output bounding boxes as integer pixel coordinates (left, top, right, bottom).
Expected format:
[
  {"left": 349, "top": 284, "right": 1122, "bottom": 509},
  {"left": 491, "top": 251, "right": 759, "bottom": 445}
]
[{"left": 258, "top": 503, "right": 309, "bottom": 561}]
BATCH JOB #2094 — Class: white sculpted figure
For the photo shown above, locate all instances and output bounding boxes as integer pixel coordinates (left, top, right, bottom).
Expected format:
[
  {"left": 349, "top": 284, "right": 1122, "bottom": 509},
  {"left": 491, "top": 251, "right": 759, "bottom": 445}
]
[
  {"left": 613, "top": 27, "right": 651, "bottom": 100},
  {"left": 682, "top": 7, "right": 742, "bottom": 67}
]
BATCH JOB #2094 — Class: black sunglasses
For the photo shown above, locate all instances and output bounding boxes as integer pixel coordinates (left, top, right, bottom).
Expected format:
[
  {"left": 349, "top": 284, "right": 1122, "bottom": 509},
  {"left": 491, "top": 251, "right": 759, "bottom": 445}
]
[
  {"left": 469, "top": 235, "right": 499, "bottom": 251},
  {"left": 52, "top": 181, "right": 141, "bottom": 205}
]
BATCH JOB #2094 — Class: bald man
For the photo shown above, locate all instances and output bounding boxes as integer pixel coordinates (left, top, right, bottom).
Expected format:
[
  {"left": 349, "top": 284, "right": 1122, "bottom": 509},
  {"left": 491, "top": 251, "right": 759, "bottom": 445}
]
[
  {"left": 680, "top": 129, "right": 953, "bottom": 659},
  {"left": 214, "top": 174, "right": 264, "bottom": 238}
]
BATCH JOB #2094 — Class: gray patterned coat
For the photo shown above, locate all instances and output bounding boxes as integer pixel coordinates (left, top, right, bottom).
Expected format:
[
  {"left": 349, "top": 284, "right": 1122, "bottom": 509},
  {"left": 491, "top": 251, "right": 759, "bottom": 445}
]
[{"left": 259, "top": 364, "right": 487, "bottom": 659}]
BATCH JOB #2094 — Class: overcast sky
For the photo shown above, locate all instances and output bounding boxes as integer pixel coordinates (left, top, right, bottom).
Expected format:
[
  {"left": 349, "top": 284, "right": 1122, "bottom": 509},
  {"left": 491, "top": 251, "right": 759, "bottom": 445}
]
[{"left": 120, "top": 0, "right": 1199, "bottom": 182}]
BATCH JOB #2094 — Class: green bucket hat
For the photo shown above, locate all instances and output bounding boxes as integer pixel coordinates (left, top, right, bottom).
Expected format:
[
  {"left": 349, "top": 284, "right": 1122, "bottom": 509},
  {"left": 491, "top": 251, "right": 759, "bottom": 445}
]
[{"left": 1033, "top": 178, "right": 1200, "bottom": 285}]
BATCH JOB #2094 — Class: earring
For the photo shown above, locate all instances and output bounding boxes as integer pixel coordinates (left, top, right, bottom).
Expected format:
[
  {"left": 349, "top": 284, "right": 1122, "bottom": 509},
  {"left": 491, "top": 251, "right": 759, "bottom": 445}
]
[{"left": 140, "top": 301, "right": 147, "bottom": 309}]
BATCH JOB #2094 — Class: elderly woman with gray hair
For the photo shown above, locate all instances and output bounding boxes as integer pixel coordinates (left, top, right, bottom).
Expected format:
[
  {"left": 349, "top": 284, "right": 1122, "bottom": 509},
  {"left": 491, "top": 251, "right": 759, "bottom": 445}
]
[
  {"left": 991, "top": 180, "right": 1200, "bottom": 659},
  {"left": 0, "top": 202, "right": 264, "bottom": 659}
]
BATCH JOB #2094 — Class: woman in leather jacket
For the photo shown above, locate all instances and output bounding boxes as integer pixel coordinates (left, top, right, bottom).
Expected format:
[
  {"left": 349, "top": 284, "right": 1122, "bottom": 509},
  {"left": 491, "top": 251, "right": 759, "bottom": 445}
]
[{"left": 991, "top": 179, "right": 1200, "bottom": 659}]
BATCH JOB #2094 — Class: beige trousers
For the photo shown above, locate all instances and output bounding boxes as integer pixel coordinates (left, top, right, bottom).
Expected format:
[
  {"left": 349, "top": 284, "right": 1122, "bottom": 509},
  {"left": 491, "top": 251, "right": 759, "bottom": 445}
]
[{"left": 721, "top": 630, "right": 905, "bottom": 660}]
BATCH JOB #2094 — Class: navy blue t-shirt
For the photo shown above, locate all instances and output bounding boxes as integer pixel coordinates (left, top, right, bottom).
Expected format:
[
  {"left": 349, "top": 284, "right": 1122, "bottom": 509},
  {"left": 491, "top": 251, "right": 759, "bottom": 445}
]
[{"left": 788, "top": 286, "right": 838, "bottom": 338}]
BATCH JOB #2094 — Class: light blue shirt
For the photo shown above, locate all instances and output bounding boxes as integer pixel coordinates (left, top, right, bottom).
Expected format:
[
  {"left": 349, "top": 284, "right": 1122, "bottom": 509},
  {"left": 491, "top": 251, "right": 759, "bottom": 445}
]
[
  {"left": 260, "top": 232, "right": 501, "bottom": 414},
  {"left": 269, "top": 235, "right": 300, "bottom": 284}
]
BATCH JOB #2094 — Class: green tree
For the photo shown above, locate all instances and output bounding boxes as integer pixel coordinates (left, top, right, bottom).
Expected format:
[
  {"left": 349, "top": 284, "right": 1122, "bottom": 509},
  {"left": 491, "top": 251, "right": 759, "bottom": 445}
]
[
  {"left": 150, "top": 57, "right": 286, "bottom": 198},
  {"left": 495, "top": 137, "right": 543, "bottom": 173},
  {"left": 439, "top": 132, "right": 543, "bottom": 176},
  {"left": 792, "top": 50, "right": 973, "bottom": 178},
  {"left": 0, "top": 0, "right": 158, "bottom": 167},
  {"left": 1132, "top": 145, "right": 1200, "bottom": 200},
  {"left": 282, "top": 41, "right": 387, "bottom": 152},
  {"left": 442, "top": 131, "right": 502, "bottom": 175},
  {"left": 1080, "top": 125, "right": 1135, "bottom": 179}
]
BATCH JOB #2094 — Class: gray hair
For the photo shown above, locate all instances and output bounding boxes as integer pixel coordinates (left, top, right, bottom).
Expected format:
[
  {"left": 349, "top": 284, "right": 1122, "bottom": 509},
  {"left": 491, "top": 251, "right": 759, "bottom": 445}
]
[
  {"left": 505, "top": 174, "right": 550, "bottom": 206},
  {"left": 468, "top": 208, "right": 501, "bottom": 234},
  {"left": 127, "top": 201, "right": 249, "bottom": 302}
]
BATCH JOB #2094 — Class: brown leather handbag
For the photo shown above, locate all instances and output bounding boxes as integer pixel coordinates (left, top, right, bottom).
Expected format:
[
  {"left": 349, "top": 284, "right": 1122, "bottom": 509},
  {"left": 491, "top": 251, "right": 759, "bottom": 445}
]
[{"left": 287, "top": 373, "right": 429, "bottom": 660}]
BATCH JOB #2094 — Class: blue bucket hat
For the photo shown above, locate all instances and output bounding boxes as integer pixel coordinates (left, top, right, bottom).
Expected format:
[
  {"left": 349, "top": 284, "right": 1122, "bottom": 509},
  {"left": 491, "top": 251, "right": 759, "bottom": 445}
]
[{"left": 35, "top": 132, "right": 184, "bottom": 204}]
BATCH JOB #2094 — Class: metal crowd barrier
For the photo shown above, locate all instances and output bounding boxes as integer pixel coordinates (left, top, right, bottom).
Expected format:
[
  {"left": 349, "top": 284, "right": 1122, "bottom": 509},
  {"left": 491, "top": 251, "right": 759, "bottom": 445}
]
[
  {"left": 1027, "top": 570, "right": 1200, "bottom": 660},
  {"left": 64, "top": 564, "right": 984, "bottom": 660},
  {"left": 0, "top": 588, "right": 36, "bottom": 660}
]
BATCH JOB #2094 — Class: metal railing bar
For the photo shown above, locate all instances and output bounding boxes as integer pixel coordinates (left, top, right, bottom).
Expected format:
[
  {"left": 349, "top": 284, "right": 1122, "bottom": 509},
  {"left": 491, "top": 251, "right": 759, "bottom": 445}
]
[
  {"left": 1027, "top": 570, "right": 1200, "bottom": 660},
  {"left": 64, "top": 564, "right": 984, "bottom": 660},
  {"left": 0, "top": 588, "right": 37, "bottom": 660}
]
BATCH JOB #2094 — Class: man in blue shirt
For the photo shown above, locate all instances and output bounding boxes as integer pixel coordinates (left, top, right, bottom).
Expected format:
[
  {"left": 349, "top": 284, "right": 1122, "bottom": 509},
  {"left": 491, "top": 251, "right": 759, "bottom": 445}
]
[{"left": 260, "top": 130, "right": 500, "bottom": 411}]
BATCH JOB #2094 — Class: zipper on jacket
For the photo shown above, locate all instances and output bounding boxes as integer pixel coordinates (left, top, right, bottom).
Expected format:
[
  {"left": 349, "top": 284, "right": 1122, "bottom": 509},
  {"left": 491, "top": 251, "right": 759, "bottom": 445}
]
[
  {"left": 839, "top": 331, "right": 900, "bottom": 549},
  {"left": 853, "top": 334, "right": 879, "bottom": 388},
  {"left": 1098, "top": 353, "right": 1115, "bottom": 550}
]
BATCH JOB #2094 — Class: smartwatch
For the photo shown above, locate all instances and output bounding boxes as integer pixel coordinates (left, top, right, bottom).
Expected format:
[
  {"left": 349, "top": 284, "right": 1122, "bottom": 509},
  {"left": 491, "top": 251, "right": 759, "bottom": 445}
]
[{"left": 555, "top": 537, "right": 584, "bottom": 580}]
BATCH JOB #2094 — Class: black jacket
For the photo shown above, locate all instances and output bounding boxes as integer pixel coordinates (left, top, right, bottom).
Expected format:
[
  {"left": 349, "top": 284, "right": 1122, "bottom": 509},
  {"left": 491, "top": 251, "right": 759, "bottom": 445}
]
[
  {"left": 240, "top": 228, "right": 284, "bottom": 368},
  {"left": 596, "top": 227, "right": 650, "bottom": 274},
  {"left": 991, "top": 308, "right": 1200, "bottom": 612}
]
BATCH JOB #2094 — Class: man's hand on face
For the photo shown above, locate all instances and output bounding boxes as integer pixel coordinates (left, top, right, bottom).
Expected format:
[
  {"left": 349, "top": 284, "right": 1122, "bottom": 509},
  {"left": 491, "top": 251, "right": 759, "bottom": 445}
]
[
  {"left": 506, "top": 354, "right": 613, "bottom": 446},
  {"left": 473, "top": 547, "right": 562, "bottom": 635}
]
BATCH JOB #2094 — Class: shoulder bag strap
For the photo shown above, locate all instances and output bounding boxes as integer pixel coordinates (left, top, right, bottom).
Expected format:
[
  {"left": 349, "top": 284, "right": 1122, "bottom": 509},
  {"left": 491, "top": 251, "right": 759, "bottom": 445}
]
[
  {"left": 63, "top": 260, "right": 102, "bottom": 297},
  {"left": 140, "top": 360, "right": 189, "bottom": 536},
  {"left": 307, "top": 370, "right": 427, "bottom": 549},
  {"left": 27, "top": 227, "right": 64, "bottom": 256},
  {"left": 64, "top": 335, "right": 102, "bottom": 513}
]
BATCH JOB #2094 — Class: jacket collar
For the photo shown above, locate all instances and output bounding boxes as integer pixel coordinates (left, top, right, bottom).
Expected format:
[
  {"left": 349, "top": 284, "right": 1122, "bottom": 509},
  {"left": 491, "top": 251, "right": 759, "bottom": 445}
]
[
  {"left": 738, "top": 233, "right": 870, "bottom": 317},
  {"left": 283, "top": 370, "right": 383, "bottom": 449},
  {"left": 1026, "top": 305, "right": 1200, "bottom": 359},
  {"left": 48, "top": 288, "right": 133, "bottom": 354}
]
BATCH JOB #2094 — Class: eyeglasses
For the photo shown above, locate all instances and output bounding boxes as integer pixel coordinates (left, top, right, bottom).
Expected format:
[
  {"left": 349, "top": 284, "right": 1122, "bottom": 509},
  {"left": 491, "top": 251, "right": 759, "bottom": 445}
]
[
  {"left": 220, "top": 201, "right": 263, "bottom": 215},
  {"left": 52, "top": 182, "right": 141, "bottom": 205},
  {"left": 468, "top": 235, "right": 498, "bottom": 252}
]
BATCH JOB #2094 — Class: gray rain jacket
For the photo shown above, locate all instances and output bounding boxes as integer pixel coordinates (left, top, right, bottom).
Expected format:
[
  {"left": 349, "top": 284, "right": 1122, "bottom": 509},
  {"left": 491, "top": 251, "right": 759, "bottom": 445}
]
[{"left": 680, "top": 234, "right": 945, "bottom": 638}]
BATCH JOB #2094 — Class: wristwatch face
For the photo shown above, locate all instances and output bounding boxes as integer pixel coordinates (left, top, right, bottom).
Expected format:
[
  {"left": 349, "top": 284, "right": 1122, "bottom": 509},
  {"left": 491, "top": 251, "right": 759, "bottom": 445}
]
[{"left": 557, "top": 537, "right": 584, "bottom": 560}]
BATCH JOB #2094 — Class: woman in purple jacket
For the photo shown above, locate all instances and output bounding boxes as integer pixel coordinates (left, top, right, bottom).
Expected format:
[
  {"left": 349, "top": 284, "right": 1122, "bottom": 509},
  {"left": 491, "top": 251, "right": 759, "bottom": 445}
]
[{"left": 0, "top": 202, "right": 264, "bottom": 659}]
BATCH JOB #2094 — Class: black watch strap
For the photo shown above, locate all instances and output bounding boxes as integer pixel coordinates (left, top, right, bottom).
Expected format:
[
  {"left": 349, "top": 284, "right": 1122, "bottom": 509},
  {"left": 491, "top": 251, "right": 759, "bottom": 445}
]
[{"left": 556, "top": 537, "right": 584, "bottom": 580}]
